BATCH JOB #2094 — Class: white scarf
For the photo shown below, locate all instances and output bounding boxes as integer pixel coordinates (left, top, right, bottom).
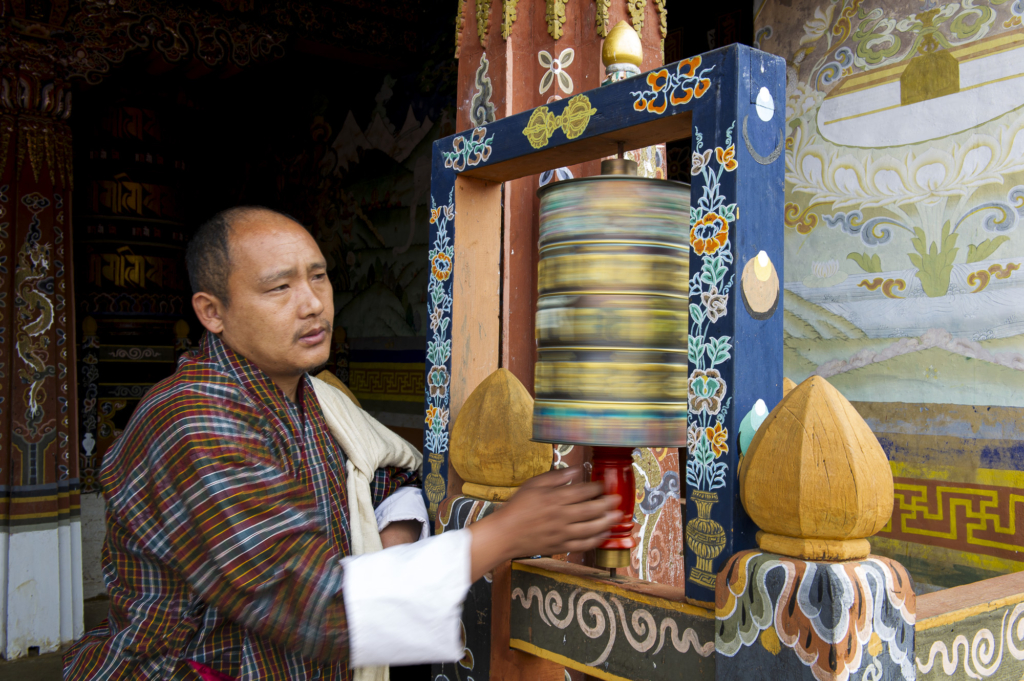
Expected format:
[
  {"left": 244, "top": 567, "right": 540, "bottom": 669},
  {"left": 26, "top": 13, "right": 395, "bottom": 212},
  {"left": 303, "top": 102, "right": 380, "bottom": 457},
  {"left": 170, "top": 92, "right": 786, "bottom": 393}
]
[{"left": 310, "top": 376, "right": 424, "bottom": 681}]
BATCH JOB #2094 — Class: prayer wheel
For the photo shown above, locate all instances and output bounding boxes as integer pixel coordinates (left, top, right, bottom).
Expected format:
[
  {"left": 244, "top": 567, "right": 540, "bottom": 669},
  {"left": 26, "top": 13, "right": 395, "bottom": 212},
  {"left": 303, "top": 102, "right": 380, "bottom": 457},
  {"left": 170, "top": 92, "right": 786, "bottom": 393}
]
[
  {"left": 73, "top": 95, "right": 194, "bottom": 493},
  {"left": 532, "top": 160, "right": 690, "bottom": 448},
  {"left": 533, "top": 159, "right": 690, "bottom": 570}
]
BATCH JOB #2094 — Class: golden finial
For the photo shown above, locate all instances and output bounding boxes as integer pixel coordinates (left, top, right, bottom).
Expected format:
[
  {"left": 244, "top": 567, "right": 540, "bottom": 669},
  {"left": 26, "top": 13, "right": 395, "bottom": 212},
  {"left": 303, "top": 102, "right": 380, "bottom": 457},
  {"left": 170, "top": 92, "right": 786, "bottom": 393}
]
[
  {"left": 740, "top": 376, "right": 894, "bottom": 561},
  {"left": 602, "top": 20, "right": 643, "bottom": 68},
  {"left": 450, "top": 368, "right": 553, "bottom": 502}
]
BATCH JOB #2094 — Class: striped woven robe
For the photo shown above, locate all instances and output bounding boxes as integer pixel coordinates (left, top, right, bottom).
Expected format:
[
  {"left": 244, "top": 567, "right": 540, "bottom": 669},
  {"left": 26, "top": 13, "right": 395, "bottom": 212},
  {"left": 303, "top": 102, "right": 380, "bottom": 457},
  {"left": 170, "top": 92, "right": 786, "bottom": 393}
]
[{"left": 64, "top": 332, "right": 418, "bottom": 680}]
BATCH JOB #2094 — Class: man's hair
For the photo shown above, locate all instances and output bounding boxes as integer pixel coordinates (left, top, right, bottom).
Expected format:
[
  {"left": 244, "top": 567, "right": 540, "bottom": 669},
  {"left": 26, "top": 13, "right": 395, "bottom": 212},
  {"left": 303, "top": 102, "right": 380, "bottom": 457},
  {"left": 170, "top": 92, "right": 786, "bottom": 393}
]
[{"left": 186, "top": 206, "right": 296, "bottom": 305}]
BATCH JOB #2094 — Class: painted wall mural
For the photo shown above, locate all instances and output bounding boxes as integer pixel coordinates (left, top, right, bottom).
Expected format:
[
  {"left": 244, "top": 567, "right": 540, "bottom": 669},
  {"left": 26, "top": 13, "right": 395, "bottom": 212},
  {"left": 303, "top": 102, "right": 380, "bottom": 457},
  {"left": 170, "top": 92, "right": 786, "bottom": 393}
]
[
  {"left": 629, "top": 446, "right": 684, "bottom": 586},
  {"left": 755, "top": 0, "right": 1024, "bottom": 587}
]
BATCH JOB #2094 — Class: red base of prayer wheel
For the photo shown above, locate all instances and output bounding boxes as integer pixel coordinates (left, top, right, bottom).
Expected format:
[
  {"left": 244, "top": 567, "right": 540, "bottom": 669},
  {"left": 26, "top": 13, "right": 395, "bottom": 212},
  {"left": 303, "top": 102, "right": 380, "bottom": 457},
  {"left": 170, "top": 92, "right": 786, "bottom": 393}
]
[{"left": 592, "top": 447, "right": 636, "bottom": 566}]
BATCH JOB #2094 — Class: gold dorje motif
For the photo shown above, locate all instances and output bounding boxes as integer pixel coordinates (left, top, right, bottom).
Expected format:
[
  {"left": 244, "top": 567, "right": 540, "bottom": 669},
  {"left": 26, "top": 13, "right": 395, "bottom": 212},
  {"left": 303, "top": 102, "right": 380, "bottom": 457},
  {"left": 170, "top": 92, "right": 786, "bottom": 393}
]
[{"left": 602, "top": 19, "right": 643, "bottom": 67}]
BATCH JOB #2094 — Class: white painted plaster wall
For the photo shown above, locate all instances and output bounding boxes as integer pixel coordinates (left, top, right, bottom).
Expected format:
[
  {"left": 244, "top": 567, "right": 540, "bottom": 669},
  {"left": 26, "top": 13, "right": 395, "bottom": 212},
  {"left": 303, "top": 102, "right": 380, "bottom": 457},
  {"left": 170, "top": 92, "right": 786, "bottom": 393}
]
[
  {"left": 2, "top": 522, "right": 85, "bottom": 659},
  {"left": 6, "top": 529, "right": 61, "bottom": 658},
  {"left": 80, "top": 494, "right": 107, "bottom": 600}
]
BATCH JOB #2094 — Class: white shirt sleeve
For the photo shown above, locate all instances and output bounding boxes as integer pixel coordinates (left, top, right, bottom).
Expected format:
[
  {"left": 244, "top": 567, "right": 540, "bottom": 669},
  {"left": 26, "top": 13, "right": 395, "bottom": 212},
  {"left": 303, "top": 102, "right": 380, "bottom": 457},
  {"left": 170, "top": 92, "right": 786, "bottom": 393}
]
[
  {"left": 374, "top": 485, "right": 430, "bottom": 541},
  {"left": 342, "top": 528, "right": 471, "bottom": 667}
]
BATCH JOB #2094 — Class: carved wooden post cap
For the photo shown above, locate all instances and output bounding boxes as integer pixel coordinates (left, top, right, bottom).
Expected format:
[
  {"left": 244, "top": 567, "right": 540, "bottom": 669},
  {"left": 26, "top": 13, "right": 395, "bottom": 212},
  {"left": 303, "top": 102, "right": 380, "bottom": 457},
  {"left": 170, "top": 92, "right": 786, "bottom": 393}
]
[
  {"left": 782, "top": 376, "right": 797, "bottom": 396},
  {"left": 450, "top": 368, "right": 553, "bottom": 501},
  {"left": 739, "top": 375, "right": 893, "bottom": 561}
]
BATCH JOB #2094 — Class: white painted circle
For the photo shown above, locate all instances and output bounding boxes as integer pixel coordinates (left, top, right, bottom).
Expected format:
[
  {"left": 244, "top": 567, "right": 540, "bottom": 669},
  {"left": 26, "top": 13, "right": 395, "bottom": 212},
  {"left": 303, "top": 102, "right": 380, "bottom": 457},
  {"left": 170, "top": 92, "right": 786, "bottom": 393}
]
[
  {"left": 753, "top": 399, "right": 768, "bottom": 416},
  {"left": 755, "top": 86, "right": 774, "bottom": 122}
]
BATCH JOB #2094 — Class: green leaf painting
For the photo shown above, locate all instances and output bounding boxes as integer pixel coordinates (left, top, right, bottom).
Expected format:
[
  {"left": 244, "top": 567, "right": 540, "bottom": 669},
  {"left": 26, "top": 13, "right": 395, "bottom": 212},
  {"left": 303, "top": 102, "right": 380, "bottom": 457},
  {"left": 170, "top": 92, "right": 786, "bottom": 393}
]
[
  {"left": 846, "top": 252, "right": 882, "bottom": 273},
  {"left": 908, "top": 222, "right": 959, "bottom": 298},
  {"left": 966, "top": 236, "right": 1011, "bottom": 264}
]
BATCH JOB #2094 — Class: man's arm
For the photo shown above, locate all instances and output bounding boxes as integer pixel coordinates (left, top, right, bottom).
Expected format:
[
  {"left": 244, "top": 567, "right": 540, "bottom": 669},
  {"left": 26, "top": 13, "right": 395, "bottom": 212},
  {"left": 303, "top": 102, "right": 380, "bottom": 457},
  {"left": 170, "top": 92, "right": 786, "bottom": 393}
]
[
  {"left": 340, "top": 466, "right": 619, "bottom": 668},
  {"left": 369, "top": 466, "right": 428, "bottom": 547},
  {"left": 369, "top": 465, "right": 420, "bottom": 507}
]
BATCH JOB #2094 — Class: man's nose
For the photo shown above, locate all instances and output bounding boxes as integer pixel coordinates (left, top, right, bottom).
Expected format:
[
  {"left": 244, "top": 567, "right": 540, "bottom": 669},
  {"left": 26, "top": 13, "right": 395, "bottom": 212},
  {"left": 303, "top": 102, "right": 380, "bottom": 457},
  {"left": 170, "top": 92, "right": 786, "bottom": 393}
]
[{"left": 297, "top": 280, "right": 325, "bottom": 317}]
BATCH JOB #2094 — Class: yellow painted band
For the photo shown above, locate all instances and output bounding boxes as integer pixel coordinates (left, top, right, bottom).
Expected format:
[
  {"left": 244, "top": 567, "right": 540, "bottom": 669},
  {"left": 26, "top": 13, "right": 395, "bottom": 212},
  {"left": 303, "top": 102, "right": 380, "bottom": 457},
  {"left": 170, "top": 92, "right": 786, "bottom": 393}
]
[
  {"left": 918, "top": 591, "right": 1024, "bottom": 632},
  {"left": 889, "top": 461, "right": 1024, "bottom": 489},
  {"left": 509, "top": 639, "right": 633, "bottom": 681},
  {"left": 11, "top": 495, "right": 58, "bottom": 504}
]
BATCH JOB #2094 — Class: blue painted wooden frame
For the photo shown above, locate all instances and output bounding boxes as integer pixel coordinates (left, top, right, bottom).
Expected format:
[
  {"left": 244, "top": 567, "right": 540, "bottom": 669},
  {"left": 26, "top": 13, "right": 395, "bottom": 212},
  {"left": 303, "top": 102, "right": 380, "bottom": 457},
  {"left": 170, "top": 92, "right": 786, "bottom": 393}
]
[{"left": 425, "top": 43, "right": 786, "bottom": 603}]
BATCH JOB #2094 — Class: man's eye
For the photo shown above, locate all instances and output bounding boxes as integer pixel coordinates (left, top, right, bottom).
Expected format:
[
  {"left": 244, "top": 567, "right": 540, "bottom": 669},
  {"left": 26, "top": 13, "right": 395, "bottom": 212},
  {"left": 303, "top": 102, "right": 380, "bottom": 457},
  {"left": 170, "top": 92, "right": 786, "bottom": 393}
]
[
  {"left": 270, "top": 284, "right": 288, "bottom": 292},
  {"left": 312, "top": 273, "right": 326, "bottom": 281}
]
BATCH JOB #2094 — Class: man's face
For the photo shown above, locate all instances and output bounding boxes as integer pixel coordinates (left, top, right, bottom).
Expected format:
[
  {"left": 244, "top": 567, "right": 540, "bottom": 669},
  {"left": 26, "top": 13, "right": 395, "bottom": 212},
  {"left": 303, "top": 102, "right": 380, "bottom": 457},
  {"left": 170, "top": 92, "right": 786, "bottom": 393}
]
[{"left": 212, "top": 214, "right": 334, "bottom": 387}]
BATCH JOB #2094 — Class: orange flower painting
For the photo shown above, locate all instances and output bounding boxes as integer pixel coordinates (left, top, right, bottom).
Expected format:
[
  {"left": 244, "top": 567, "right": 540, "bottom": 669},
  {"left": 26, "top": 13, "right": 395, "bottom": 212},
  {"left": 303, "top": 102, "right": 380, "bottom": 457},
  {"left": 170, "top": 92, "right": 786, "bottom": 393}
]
[{"left": 690, "top": 213, "right": 730, "bottom": 256}]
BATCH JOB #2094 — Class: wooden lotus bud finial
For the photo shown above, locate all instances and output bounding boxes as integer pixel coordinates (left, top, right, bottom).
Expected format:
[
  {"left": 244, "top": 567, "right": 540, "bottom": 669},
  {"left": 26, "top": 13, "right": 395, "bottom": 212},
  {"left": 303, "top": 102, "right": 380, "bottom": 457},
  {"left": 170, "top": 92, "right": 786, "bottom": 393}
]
[
  {"left": 450, "top": 368, "right": 553, "bottom": 501},
  {"left": 782, "top": 377, "right": 797, "bottom": 396},
  {"left": 739, "top": 376, "right": 893, "bottom": 561}
]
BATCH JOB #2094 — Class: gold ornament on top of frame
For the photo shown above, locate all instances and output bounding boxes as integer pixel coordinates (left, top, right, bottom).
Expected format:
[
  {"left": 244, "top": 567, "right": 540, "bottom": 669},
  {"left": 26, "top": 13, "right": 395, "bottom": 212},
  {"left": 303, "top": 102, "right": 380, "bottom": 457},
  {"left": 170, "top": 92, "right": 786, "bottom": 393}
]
[{"left": 533, "top": 170, "right": 691, "bottom": 447}]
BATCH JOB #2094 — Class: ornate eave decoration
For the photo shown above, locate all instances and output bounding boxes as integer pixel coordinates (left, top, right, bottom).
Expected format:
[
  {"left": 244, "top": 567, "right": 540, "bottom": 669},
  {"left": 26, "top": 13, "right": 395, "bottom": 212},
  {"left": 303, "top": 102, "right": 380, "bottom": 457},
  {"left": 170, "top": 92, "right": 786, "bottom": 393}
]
[
  {"left": 501, "top": 0, "right": 518, "bottom": 40},
  {"left": 477, "top": 0, "right": 492, "bottom": 47},
  {"left": 0, "top": 0, "right": 287, "bottom": 85},
  {"left": 594, "top": 0, "right": 611, "bottom": 37},
  {"left": 628, "top": 0, "right": 646, "bottom": 34},
  {"left": 546, "top": 0, "right": 567, "bottom": 40},
  {"left": 654, "top": 0, "right": 667, "bottom": 39},
  {"left": 455, "top": 0, "right": 467, "bottom": 57}
]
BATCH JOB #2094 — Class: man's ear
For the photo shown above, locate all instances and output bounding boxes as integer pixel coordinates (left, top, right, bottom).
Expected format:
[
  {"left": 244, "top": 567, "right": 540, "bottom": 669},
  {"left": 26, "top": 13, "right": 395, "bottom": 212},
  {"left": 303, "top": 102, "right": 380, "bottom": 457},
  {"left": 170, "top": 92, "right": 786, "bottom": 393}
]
[{"left": 192, "top": 292, "right": 226, "bottom": 334}]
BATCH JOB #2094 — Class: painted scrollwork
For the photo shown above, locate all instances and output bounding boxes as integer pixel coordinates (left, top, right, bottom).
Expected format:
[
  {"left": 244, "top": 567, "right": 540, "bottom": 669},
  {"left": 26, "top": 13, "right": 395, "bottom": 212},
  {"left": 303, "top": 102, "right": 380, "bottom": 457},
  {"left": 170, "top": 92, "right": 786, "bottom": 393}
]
[
  {"left": 512, "top": 585, "right": 715, "bottom": 668},
  {"left": 545, "top": 0, "right": 567, "bottom": 40},
  {"left": 628, "top": 0, "right": 647, "bottom": 33},
  {"left": 502, "top": 0, "right": 518, "bottom": 40},
  {"left": 594, "top": 0, "right": 611, "bottom": 37},
  {"left": 718, "top": 551, "right": 917, "bottom": 680},
  {"left": 917, "top": 603, "right": 1024, "bottom": 678}
]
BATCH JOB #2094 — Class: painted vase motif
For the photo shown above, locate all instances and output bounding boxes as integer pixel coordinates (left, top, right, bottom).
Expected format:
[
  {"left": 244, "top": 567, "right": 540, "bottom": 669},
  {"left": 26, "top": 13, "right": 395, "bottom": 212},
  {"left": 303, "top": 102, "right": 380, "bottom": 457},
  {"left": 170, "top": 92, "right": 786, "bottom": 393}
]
[{"left": 686, "top": 490, "right": 726, "bottom": 588}]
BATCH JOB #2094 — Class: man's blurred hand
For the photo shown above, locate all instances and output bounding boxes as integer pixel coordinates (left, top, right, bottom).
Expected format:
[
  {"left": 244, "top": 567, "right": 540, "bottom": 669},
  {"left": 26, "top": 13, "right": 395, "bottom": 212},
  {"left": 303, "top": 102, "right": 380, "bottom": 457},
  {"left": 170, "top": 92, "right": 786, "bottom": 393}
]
[{"left": 467, "top": 467, "right": 621, "bottom": 582}]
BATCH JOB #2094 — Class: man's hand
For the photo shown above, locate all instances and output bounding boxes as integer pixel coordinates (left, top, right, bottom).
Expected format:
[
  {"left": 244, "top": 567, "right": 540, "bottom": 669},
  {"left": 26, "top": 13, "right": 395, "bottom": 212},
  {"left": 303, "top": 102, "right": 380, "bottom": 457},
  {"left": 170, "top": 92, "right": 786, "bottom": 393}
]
[
  {"left": 379, "top": 520, "right": 422, "bottom": 548},
  {"left": 467, "top": 466, "right": 621, "bottom": 582}
]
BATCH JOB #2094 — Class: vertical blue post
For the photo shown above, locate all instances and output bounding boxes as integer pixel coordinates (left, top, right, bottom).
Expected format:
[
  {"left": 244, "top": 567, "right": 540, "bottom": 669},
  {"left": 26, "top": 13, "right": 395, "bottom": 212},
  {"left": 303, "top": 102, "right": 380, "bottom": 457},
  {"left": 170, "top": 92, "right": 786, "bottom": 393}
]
[{"left": 684, "top": 45, "right": 786, "bottom": 604}]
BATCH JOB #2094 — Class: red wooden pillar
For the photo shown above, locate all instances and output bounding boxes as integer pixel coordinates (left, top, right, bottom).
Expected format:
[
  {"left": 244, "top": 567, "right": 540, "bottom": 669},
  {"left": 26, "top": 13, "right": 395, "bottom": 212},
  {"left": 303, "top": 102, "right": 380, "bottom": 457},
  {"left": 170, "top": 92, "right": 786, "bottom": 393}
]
[
  {"left": 452, "top": 3, "right": 667, "bottom": 679},
  {"left": 456, "top": 1, "right": 665, "bottom": 395},
  {"left": 0, "top": 60, "right": 82, "bottom": 656}
]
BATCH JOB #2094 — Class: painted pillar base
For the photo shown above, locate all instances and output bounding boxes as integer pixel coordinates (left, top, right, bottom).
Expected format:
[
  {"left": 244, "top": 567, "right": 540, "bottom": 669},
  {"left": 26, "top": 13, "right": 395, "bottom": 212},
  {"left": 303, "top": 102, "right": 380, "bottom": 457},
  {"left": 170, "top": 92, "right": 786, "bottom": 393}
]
[
  {"left": 715, "top": 550, "right": 917, "bottom": 681},
  {"left": 432, "top": 495, "right": 499, "bottom": 681}
]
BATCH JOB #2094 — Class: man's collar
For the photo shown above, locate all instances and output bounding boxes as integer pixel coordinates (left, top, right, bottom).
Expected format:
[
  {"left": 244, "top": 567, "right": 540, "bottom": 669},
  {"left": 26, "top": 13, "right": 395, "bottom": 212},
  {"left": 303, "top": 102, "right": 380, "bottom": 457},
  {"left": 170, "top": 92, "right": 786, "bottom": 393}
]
[{"left": 201, "top": 331, "right": 309, "bottom": 409}]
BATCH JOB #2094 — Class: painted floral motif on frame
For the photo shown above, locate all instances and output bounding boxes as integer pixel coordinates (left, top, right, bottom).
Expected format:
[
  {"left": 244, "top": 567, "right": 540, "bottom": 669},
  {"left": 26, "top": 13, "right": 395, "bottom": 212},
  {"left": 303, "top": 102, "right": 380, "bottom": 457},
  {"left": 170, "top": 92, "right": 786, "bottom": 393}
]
[
  {"left": 424, "top": 188, "right": 455, "bottom": 517},
  {"left": 686, "top": 123, "right": 738, "bottom": 493}
]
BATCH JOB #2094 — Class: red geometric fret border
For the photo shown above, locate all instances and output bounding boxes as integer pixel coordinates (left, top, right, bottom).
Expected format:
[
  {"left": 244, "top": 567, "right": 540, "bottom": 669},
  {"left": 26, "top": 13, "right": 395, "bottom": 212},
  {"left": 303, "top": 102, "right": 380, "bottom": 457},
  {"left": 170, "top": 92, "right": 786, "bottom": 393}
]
[{"left": 879, "top": 477, "right": 1024, "bottom": 562}]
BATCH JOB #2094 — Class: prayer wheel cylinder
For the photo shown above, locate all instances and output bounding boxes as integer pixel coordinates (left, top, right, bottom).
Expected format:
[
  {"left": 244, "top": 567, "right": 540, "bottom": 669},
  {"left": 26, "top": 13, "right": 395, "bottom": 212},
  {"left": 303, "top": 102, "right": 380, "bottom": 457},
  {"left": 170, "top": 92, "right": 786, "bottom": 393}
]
[
  {"left": 532, "top": 169, "right": 690, "bottom": 448},
  {"left": 73, "top": 96, "right": 194, "bottom": 493}
]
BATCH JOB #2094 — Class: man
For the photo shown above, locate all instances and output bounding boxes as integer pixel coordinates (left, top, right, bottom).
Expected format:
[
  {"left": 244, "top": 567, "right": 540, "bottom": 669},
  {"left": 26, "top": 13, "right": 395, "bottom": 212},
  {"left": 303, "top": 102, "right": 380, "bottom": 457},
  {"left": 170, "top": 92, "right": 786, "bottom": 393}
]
[{"left": 64, "top": 207, "right": 620, "bottom": 680}]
